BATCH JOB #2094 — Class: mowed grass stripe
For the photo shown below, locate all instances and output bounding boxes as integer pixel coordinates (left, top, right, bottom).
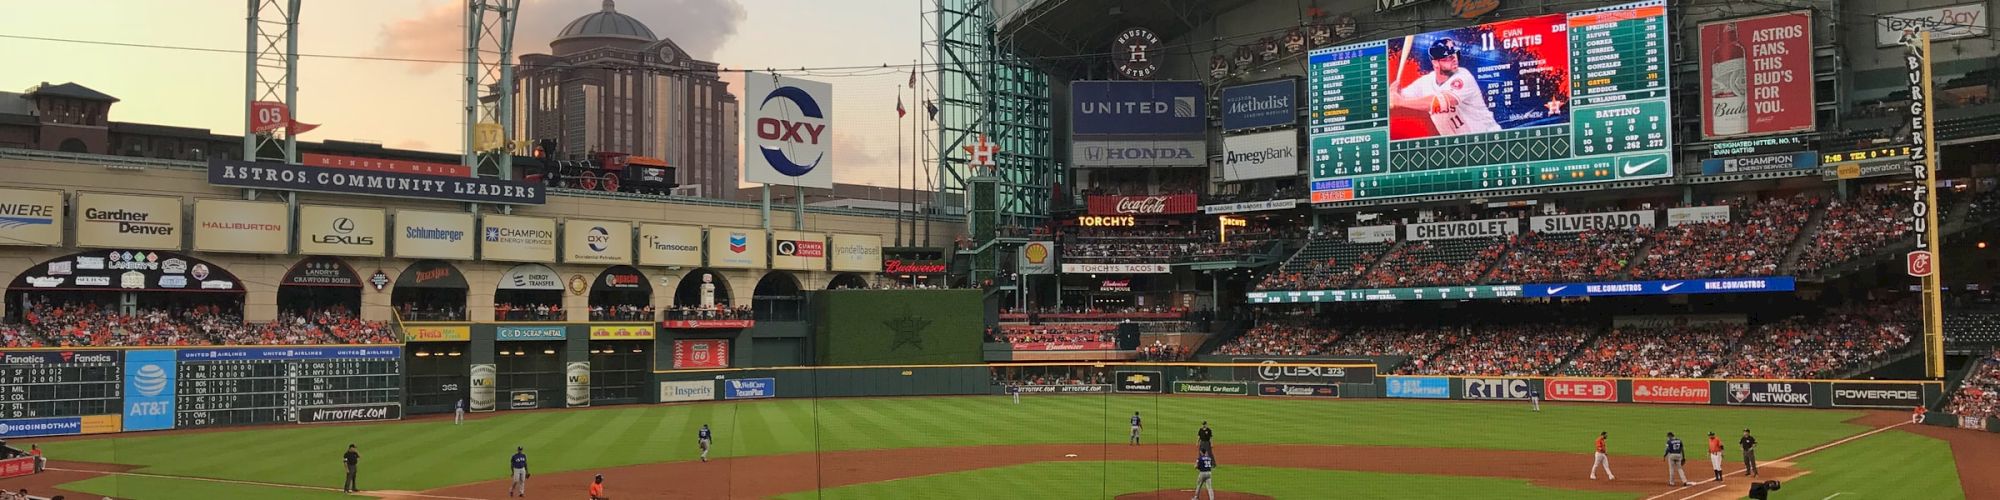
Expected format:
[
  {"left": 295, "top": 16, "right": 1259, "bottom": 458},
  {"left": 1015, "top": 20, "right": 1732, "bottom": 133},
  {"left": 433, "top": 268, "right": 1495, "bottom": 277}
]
[
  {"left": 1758, "top": 430, "right": 1963, "bottom": 500},
  {"left": 782, "top": 461, "right": 1636, "bottom": 500}
]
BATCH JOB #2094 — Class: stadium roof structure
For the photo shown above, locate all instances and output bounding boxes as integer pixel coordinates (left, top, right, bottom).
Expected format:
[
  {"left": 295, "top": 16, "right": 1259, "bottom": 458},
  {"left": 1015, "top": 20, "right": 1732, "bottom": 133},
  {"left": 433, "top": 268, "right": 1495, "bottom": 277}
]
[{"left": 993, "top": 0, "right": 1253, "bottom": 73}]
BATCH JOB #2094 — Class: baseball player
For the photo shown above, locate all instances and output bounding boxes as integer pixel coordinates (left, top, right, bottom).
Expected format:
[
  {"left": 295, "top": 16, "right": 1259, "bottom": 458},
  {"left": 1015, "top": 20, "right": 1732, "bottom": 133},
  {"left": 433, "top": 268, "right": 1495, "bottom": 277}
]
[
  {"left": 508, "top": 447, "right": 529, "bottom": 497},
  {"left": 1662, "top": 433, "right": 1687, "bottom": 486},
  {"left": 1129, "top": 412, "right": 1143, "bottom": 445},
  {"left": 698, "top": 424, "right": 712, "bottom": 462},
  {"left": 1197, "top": 422, "right": 1214, "bottom": 456},
  {"left": 1739, "top": 429, "right": 1759, "bottom": 477},
  {"left": 341, "top": 444, "right": 361, "bottom": 493},
  {"left": 1392, "top": 39, "right": 1500, "bottom": 137},
  {"left": 1010, "top": 384, "right": 1021, "bottom": 404},
  {"left": 588, "top": 474, "right": 608, "bottom": 500},
  {"left": 1706, "top": 432, "right": 1726, "bottom": 483},
  {"left": 455, "top": 398, "right": 467, "bottom": 425},
  {"left": 1528, "top": 386, "right": 1542, "bottom": 412},
  {"left": 1589, "top": 432, "right": 1614, "bottom": 480},
  {"left": 1912, "top": 405, "right": 1927, "bottom": 424},
  {"left": 1192, "top": 451, "right": 1217, "bottom": 500}
]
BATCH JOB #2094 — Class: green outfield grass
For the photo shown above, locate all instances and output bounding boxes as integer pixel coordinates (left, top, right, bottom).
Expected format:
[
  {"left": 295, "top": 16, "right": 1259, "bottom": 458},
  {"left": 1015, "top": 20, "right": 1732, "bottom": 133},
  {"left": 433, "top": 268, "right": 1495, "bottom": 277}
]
[
  {"left": 31, "top": 396, "right": 1900, "bottom": 498},
  {"left": 56, "top": 475, "right": 359, "bottom": 500},
  {"left": 782, "top": 461, "right": 1637, "bottom": 500},
  {"left": 1731, "top": 430, "right": 1962, "bottom": 500}
]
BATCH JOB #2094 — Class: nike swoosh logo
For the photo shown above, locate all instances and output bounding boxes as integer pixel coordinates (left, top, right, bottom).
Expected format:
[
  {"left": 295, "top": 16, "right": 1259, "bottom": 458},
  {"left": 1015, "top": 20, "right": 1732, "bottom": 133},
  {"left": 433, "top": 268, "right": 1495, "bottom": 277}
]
[
  {"left": 1622, "top": 158, "right": 1662, "bottom": 175},
  {"left": 1661, "top": 283, "right": 1683, "bottom": 291},
  {"left": 1546, "top": 286, "right": 1568, "bottom": 294}
]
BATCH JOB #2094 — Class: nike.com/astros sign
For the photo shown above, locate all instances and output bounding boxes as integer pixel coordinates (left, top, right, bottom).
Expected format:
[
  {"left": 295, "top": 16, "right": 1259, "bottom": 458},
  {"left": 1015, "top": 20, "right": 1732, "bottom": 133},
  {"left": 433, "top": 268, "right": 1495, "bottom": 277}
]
[{"left": 744, "top": 73, "right": 834, "bottom": 189}]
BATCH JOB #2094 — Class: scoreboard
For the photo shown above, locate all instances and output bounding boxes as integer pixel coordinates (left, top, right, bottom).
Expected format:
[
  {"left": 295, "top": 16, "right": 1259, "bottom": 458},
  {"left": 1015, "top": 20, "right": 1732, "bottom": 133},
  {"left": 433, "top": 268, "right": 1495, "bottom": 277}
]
[
  {"left": 0, "top": 350, "right": 121, "bottom": 419},
  {"left": 1308, "top": 0, "right": 1672, "bottom": 203},
  {"left": 172, "top": 347, "right": 403, "bottom": 429}
]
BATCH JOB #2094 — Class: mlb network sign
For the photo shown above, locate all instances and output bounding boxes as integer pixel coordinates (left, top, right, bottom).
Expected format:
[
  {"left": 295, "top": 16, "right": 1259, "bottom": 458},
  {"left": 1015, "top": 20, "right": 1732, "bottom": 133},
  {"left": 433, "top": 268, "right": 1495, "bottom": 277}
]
[{"left": 744, "top": 73, "right": 834, "bottom": 189}]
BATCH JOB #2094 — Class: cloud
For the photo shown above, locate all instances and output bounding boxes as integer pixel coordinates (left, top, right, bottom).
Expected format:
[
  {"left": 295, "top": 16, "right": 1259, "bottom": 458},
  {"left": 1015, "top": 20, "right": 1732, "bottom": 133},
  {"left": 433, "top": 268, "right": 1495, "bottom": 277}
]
[
  {"left": 393, "top": 139, "right": 432, "bottom": 151},
  {"left": 371, "top": 0, "right": 746, "bottom": 74}
]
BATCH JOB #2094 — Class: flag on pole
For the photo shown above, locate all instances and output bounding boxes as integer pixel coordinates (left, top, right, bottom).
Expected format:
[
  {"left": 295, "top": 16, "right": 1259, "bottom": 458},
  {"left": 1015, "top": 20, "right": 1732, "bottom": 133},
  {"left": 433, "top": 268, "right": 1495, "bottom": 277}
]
[
  {"left": 908, "top": 66, "right": 918, "bottom": 88},
  {"left": 925, "top": 100, "right": 938, "bottom": 120},
  {"left": 897, "top": 95, "right": 907, "bottom": 118}
]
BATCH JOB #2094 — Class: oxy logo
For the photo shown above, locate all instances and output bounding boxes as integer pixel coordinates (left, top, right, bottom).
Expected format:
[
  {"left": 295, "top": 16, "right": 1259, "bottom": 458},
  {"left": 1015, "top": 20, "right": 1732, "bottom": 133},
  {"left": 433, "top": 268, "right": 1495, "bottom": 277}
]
[
  {"left": 587, "top": 226, "right": 612, "bottom": 252},
  {"left": 728, "top": 232, "right": 749, "bottom": 254},
  {"left": 755, "top": 86, "right": 828, "bottom": 177}
]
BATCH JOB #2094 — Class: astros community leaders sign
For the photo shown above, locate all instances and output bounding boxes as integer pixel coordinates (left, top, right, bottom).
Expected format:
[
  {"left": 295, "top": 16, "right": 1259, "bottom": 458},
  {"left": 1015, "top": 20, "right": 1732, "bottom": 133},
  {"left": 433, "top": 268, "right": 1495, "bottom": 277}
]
[{"left": 208, "top": 159, "right": 545, "bottom": 205}]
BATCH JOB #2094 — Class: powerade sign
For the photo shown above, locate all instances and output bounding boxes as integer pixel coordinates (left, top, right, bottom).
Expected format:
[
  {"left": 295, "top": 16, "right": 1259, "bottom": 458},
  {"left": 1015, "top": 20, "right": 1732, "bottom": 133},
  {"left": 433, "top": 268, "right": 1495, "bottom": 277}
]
[
  {"left": 1070, "top": 81, "right": 1206, "bottom": 136},
  {"left": 1220, "top": 79, "right": 1298, "bottom": 131},
  {"left": 209, "top": 159, "right": 544, "bottom": 205},
  {"left": 1726, "top": 381, "right": 1813, "bottom": 407},
  {"left": 496, "top": 326, "right": 568, "bottom": 341},
  {"left": 123, "top": 350, "right": 177, "bottom": 431},
  {"left": 1831, "top": 382, "right": 1924, "bottom": 408},
  {"left": 723, "top": 378, "right": 776, "bottom": 399},
  {"left": 1463, "top": 378, "right": 1532, "bottom": 400},
  {"left": 1385, "top": 376, "right": 1450, "bottom": 399},
  {"left": 0, "top": 417, "right": 84, "bottom": 438}
]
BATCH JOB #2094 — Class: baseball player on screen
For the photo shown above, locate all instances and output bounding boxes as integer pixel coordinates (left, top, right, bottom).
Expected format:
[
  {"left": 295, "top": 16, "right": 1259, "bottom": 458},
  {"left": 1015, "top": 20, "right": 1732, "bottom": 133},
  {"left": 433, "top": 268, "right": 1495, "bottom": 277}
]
[
  {"left": 1193, "top": 450, "right": 1217, "bottom": 500},
  {"left": 1590, "top": 431, "right": 1615, "bottom": 480},
  {"left": 508, "top": 447, "right": 529, "bottom": 497},
  {"left": 1662, "top": 432, "right": 1687, "bottom": 486},
  {"left": 1392, "top": 39, "right": 1500, "bottom": 137},
  {"left": 1129, "top": 412, "right": 1143, "bottom": 445},
  {"left": 698, "top": 424, "right": 713, "bottom": 462}
]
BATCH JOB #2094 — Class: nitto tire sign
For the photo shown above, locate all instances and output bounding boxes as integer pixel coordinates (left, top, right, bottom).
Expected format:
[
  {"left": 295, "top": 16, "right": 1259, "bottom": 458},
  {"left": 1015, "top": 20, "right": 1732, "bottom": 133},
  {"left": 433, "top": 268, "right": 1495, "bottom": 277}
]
[
  {"left": 1115, "top": 371, "right": 1163, "bottom": 393},
  {"left": 1016, "top": 384, "right": 1111, "bottom": 394},
  {"left": 1726, "top": 381, "right": 1812, "bottom": 407},
  {"left": 1463, "top": 378, "right": 1531, "bottom": 400},
  {"left": 297, "top": 403, "right": 402, "bottom": 424},
  {"left": 1831, "top": 382, "right": 1923, "bottom": 408}
]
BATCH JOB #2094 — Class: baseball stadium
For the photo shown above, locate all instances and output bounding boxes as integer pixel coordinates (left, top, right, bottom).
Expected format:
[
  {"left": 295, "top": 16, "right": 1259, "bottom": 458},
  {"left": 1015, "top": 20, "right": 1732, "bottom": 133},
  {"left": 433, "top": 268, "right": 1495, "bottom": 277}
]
[{"left": 3, "top": 0, "right": 2000, "bottom": 499}]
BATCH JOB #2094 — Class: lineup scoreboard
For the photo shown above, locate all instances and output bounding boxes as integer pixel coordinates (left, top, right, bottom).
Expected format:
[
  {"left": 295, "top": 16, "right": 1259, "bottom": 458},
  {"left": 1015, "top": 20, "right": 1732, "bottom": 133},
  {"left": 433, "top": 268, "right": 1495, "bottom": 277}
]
[
  {"left": 173, "top": 347, "right": 403, "bottom": 429},
  {"left": 0, "top": 350, "right": 121, "bottom": 419},
  {"left": 1308, "top": 0, "right": 1672, "bottom": 203}
]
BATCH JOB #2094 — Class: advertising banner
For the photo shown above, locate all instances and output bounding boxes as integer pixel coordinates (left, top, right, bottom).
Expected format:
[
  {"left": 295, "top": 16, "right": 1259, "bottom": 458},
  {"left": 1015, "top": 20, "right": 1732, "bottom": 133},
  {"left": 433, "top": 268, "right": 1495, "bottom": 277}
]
[
  {"left": 1825, "top": 162, "right": 1912, "bottom": 181},
  {"left": 589, "top": 323, "right": 656, "bottom": 340},
  {"left": 174, "top": 347, "right": 400, "bottom": 361},
  {"left": 1221, "top": 78, "right": 1299, "bottom": 131},
  {"left": 563, "top": 219, "right": 631, "bottom": 265},
  {"left": 495, "top": 326, "right": 567, "bottom": 341},
  {"left": 1699, "top": 11, "right": 1814, "bottom": 139},
  {"left": 1114, "top": 371, "right": 1164, "bottom": 393},
  {"left": 723, "top": 378, "right": 776, "bottom": 399},
  {"left": 565, "top": 362, "right": 590, "bottom": 408},
  {"left": 743, "top": 72, "right": 834, "bottom": 189},
  {"left": 1666, "top": 206, "right": 1731, "bottom": 226},
  {"left": 0, "top": 457, "right": 34, "bottom": 479},
  {"left": 1086, "top": 194, "right": 1199, "bottom": 216},
  {"left": 1725, "top": 381, "right": 1812, "bottom": 406},
  {"left": 192, "top": 199, "right": 288, "bottom": 254},
  {"left": 482, "top": 215, "right": 557, "bottom": 263},
  {"left": 0, "top": 188, "right": 64, "bottom": 247},
  {"left": 499, "top": 264, "right": 562, "bottom": 290},
  {"left": 510, "top": 389, "right": 539, "bottom": 410},
  {"left": 1700, "top": 151, "right": 1819, "bottom": 175},
  {"left": 1246, "top": 277, "right": 1795, "bottom": 303},
  {"left": 1546, "top": 378, "right": 1618, "bottom": 402},
  {"left": 9, "top": 250, "right": 244, "bottom": 293},
  {"left": 1831, "top": 382, "right": 1924, "bottom": 409},
  {"left": 1530, "top": 211, "right": 1655, "bottom": 234},
  {"left": 1173, "top": 381, "right": 1250, "bottom": 395},
  {"left": 660, "top": 380, "right": 717, "bottom": 402},
  {"left": 1463, "top": 378, "right": 1533, "bottom": 400},
  {"left": 1385, "top": 376, "right": 1451, "bottom": 399},
  {"left": 1015, "top": 384, "right": 1111, "bottom": 394},
  {"left": 638, "top": 224, "right": 704, "bottom": 267},
  {"left": 470, "top": 364, "right": 497, "bottom": 411},
  {"left": 1876, "top": 3, "right": 1988, "bottom": 47},
  {"left": 1961, "top": 415, "right": 1988, "bottom": 431},
  {"left": 1406, "top": 218, "right": 1518, "bottom": 242},
  {"left": 661, "top": 319, "right": 755, "bottom": 329},
  {"left": 0, "top": 416, "right": 84, "bottom": 438},
  {"left": 1221, "top": 130, "right": 1301, "bottom": 181},
  {"left": 1258, "top": 383, "right": 1339, "bottom": 397},
  {"left": 1632, "top": 379, "right": 1711, "bottom": 404},
  {"left": 302, "top": 152, "right": 469, "bottom": 177},
  {"left": 406, "top": 325, "right": 471, "bottom": 342},
  {"left": 1072, "top": 139, "right": 1205, "bottom": 168},
  {"left": 76, "top": 192, "right": 182, "bottom": 250},
  {"left": 296, "top": 403, "right": 402, "bottom": 424},
  {"left": 122, "top": 350, "right": 177, "bottom": 431},
  {"left": 672, "top": 339, "right": 731, "bottom": 369},
  {"left": 707, "top": 228, "right": 767, "bottom": 269},
  {"left": 298, "top": 205, "right": 385, "bottom": 257},
  {"left": 1009, "top": 341, "right": 1117, "bottom": 351},
  {"left": 1348, "top": 225, "right": 1397, "bottom": 243},
  {"left": 282, "top": 256, "right": 361, "bottom": 287},
  {"left": 1061, "top": 263, "right": 1170, "bottom": 274},
  {"left": 772, "top": 231, "right": 828, "bottom": 271},
  {"left": 393, "top": 210, "right": 474, "bottom": 260},
  {"left": 829, "top": 234, "right": 884, "bottom": 272},
  {"left": 1070, "top": 80, "right": 1206, "bottom": 136},
  {"left": 1234, "top": 358, "right": 1377, "bottom": 384},
  {"left": 1203, "top": 199, "right": 1299, "bottom": 215},
  {"left": 1020, "top": 241, "right": 1057, "bottom": 275},
  {"left": 208, "top": 159, "right": 543, "bottom": 204}
]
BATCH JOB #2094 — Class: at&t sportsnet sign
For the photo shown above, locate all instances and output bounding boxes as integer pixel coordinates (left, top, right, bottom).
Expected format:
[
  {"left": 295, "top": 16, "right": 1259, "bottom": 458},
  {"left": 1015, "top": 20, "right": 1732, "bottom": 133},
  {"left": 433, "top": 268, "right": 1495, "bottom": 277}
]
[
  {"left": 1726, "top": 381, "right": 1812, "bottom": 406},
  {"left": 1384, "top": 376, "right": 1449, "bottom": 399},
  {"left": 744, "top": 73, "right": 834, "bottom": 189}
]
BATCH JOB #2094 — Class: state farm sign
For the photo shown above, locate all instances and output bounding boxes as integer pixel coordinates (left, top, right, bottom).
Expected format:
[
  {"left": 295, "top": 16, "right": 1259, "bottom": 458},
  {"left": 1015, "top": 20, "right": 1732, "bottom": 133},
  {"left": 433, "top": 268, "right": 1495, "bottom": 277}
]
[
  {"left": 1087, "top": 194, "right": 1198, "bottom": 215},
  {"left": 1632, "top": 379, "right": 1711, "bottom": 404}
]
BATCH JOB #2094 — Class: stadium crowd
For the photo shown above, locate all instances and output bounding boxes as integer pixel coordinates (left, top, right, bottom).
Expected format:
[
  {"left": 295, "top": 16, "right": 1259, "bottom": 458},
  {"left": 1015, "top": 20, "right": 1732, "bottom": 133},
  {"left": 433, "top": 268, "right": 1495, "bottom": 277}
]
[
  {"left": 662, "top": 304, "right": 753, "bottom": 320},
  {"left": 1712, "top": 304, "right": 1914, "bottom": 379},
  {"left": 1561, "top": 323, "right": 1745, "bottom": 378},
  {"left": 1632, "top": 196, "right": 1815, "bottom": 280},
  {"left": 0, "top": 301, "right": 396, "bottom": 347},
  {"left": 1358, "top": 239, "right": 1506, "bottom": 288},
  {"left": 1795, "top": 190, "right": 1911, "bottom": 275},
  {"left": 1484, "top": 230, "right": 1643, "bottom": 284},
  {"left": 1403, "top": 324, "right": 1594, "bottom": 376},
  {"left": 1944, "top": 350, "right": 2000, "bottom": 420},
  {"left": 990, "top": 324, "right": 1116, "bottom": 344}
]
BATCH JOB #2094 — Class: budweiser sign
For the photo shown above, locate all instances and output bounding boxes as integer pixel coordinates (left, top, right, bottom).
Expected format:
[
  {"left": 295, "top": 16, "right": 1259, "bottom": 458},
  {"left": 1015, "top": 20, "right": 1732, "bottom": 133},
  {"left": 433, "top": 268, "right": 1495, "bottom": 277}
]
[{"left": 1087, "top": 194, "right": 1198, "bottom": 215}]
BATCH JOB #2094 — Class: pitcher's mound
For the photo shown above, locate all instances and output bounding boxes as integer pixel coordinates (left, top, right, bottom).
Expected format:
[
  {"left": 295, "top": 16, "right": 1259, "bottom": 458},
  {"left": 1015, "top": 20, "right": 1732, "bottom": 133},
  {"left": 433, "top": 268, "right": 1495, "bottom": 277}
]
[{"left": 1114, "top": 490, "right": 1274, "bottom": 500}]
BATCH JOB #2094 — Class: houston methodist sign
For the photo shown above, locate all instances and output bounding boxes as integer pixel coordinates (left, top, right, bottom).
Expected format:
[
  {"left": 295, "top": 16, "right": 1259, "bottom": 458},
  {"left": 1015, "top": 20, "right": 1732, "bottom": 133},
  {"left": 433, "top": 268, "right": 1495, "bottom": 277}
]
[{"left": 744, "top": 73, "right": 834, "bottom": 189}]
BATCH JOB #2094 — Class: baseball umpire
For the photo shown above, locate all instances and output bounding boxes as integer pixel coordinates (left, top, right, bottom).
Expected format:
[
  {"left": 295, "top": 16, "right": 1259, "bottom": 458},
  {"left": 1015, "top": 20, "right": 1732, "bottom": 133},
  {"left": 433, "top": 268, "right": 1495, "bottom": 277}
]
[
  {"left": 1197, "top": 421, "right": 1214, "bottom": 456},
  {"left": 1740, "top": 429, "right": 1759, "bottom": 477},
  {"left": 698, "top": 424, "right": 713, "bottom": 462},
  {"left": 509, "top": 446, "right": 530, "bottom": 497},
  {"left": 341, "top": 444, "right": 361, "bottom": 493},
  {"left": 1662, "top": 432, "right": 1687, "bottom": 486}
]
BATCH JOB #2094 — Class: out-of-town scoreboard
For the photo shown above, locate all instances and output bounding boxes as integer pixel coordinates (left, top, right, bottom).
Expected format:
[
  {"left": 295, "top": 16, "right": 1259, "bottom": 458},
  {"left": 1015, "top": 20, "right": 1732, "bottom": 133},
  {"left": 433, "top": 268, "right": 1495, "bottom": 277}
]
[{"left": 1308, "top": 0, "right": 1672, "bottom": 203}]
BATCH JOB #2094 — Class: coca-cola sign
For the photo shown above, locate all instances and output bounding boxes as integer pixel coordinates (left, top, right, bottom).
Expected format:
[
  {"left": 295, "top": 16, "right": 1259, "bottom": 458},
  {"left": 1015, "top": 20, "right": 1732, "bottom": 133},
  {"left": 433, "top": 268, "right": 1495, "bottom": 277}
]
[{"left": 1087, "top": 194, "right": 1198, "bottom": 215}]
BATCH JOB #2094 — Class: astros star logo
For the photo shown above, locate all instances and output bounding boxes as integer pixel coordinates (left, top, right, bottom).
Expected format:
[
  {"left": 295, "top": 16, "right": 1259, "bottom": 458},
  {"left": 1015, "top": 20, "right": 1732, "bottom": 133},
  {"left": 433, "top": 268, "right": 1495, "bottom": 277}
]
[
  {"left": 1544, "top": 99, "right": 1565, "bottom": 115},
  {"left": 884, "top": 306, "right": 933, "bottom": 351}
]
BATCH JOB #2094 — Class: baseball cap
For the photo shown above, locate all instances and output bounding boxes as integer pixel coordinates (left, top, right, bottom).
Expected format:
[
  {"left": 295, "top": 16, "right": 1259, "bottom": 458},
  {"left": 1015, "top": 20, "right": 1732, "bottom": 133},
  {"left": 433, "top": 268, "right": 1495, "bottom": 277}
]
[{"left": 1429, "top": 39, "right": 1459, "bottom": 60}]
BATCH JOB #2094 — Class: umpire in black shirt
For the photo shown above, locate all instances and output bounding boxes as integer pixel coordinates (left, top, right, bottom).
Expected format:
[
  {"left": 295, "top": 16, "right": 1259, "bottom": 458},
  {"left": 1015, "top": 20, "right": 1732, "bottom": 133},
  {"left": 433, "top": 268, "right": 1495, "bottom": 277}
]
[
  {"left": 1198, "top": 421, "right": 1214, "bottom": 456},
  {"left": 1739, "top": 429, "right": 1759, "bottom": 477},
  {"left": 342, "top": 444, "right": 361, "bottom": 493}
]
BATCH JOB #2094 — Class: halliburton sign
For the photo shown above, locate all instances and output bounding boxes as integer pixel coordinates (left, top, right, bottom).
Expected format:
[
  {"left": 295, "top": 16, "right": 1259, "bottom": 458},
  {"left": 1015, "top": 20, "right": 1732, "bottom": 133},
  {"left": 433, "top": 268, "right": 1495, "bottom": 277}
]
[{"left": 1087, "top": 194, "right": 1198, "bottom": 215}]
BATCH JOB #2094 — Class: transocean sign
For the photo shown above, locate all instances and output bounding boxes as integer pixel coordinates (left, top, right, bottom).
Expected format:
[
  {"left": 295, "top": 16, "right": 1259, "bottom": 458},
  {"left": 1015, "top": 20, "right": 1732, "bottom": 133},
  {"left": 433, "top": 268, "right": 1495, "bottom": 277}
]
[{"left": 209, "top": 159, "right": 545, "bottom": 205}]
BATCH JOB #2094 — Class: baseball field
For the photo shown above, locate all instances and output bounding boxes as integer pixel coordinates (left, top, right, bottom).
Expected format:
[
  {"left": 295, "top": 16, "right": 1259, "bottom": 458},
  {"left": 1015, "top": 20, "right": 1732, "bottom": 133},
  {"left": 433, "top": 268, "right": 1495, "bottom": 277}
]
[{"left": 9, "top": 393, "right": 1993, "bottom": 499}]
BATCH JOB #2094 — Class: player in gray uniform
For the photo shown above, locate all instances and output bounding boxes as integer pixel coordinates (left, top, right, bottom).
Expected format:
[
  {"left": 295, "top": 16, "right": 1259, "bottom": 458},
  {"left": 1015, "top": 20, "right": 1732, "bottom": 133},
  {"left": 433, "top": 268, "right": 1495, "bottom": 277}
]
[
  {"left": 698, "top": 424, "right": 712, "bottom": 462},
  {"left": 1192, "top": 451, "right": 1217, "bottom": 500},
  {"left": 508, "top": 447, "right": 529, "bottom": 497},
  {"left": 1129, "top": 412, "right": 1142, "bottom": 445},
  {"left": 1662, "top": 432, "right": 1687, "bottom": 486}
]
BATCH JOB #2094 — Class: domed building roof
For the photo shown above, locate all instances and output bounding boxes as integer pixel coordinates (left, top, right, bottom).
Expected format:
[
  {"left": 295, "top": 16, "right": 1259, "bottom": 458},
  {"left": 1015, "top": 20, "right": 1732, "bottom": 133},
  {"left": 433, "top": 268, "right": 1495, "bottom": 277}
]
[{"left": 556, "top": 0, "right": 657, "bottom": 43}]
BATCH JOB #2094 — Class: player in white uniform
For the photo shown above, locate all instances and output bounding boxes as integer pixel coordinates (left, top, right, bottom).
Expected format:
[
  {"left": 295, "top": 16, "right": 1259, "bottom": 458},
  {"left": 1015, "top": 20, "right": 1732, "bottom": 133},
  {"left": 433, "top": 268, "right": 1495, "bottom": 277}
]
[{"left": 1393, "top": 39, "right": 1500, "bottom": 137}]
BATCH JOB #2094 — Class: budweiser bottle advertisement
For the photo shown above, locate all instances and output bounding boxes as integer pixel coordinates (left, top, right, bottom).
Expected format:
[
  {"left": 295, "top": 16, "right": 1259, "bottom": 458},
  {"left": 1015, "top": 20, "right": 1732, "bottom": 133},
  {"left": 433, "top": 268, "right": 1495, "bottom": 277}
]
[{"left": 1708, "top": 23, "right": 1749, "bottom": 136}]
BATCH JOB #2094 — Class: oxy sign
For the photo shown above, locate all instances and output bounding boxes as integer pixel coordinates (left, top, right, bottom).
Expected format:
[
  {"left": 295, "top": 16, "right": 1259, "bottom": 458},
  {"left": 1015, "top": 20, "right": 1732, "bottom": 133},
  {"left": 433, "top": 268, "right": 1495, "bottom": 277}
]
[{"left": 744, "top": 73, "right": 833, "bottom": 189}]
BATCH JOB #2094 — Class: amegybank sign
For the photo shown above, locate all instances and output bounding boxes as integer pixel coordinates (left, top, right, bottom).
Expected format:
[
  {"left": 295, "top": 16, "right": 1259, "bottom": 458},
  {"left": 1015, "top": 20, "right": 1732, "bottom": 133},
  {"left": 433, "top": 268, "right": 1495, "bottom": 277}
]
[{"left": 76, "top": 193, "right": 182, "bottom": 250}]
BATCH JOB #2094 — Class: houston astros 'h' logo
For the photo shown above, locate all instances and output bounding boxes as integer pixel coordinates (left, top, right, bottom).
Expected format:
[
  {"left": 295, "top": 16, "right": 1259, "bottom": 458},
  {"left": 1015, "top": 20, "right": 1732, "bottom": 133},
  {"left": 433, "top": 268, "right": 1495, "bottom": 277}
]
[{"left": 756, "top": 86, "right": 827, "bottom": 177}]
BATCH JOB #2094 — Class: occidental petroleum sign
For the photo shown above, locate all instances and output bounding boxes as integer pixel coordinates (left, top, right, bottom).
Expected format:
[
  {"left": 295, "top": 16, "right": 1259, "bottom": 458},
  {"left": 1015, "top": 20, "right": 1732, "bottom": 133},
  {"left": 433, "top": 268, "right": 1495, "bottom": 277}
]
[{"left": 745, "top": 73, "right": 834, "bottom": 189}]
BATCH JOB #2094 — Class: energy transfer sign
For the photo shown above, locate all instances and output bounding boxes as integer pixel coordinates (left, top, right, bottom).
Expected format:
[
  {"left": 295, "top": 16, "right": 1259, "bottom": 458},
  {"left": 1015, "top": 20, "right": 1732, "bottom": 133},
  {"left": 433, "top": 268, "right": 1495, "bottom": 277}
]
[{"left": 744, "top": 72, "right": 834, "bottom": 189}]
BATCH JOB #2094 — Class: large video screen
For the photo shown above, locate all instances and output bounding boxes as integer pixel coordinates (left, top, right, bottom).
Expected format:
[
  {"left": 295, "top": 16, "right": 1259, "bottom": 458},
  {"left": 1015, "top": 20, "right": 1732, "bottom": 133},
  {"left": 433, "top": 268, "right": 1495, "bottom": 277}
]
[{"left": 1307, "top": 0, "right": 1671, "bottom": 203}]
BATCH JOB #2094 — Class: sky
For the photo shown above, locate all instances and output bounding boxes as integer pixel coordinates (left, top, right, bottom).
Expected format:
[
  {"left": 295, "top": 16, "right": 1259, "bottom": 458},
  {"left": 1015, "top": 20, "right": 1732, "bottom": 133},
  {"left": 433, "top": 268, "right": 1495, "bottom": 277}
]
[{"left": 0, "top": 0, "right": 934, "bottom": 188}]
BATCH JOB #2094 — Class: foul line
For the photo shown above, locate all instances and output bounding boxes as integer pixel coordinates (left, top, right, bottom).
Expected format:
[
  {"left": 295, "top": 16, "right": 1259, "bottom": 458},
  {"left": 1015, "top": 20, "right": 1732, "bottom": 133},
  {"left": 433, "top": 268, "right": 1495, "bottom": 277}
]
[
  {"left": 1643, "top": 422, "right": 1910, "bottom": 500},
  {"left": 44, "top": 466, "right": 484, "bottom": 500}
]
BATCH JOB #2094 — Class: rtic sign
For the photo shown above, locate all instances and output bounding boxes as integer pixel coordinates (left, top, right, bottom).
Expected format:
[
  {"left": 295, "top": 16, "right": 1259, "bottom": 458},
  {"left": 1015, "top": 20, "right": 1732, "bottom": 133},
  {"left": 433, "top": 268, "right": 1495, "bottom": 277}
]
[
  {"left": 1726, "top": 381, "right": 1813, "bottom": 407},
  {"left": 1831, "top": 382, "right": 1924, "bottom": 408},
  {"left": 297, "top": 403, "right": 401, "bottom": 424},
  {"left": 1546, "top": 378, "right": 1617, "bottom": 402},
  {"left": 1463, "top": 378, "right": 1532, "bottom": 400}
]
